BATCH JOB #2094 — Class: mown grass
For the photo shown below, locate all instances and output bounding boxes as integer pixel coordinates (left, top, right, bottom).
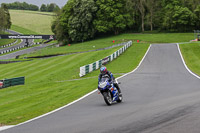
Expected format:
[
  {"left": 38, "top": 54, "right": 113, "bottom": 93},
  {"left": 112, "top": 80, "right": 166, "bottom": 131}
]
[
  {"left": 9, "top": 10, "right": 54, "bottom": 34},
  {"left": 179, "top": 42, "right": 200, "bottom": 76},
  {"left": 11, "top": 25, "right": 38, "bottom": 35},
  {"left": 0, "top": 43, "right": 149, "bottom": 125},
  {"left": 115, "top": 33, "right": 194, "bottom": 43}
]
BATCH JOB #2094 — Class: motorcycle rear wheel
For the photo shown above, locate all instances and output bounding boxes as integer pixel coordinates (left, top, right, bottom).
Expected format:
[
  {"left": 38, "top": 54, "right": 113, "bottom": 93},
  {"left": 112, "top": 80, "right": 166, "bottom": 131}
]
[{"left": 103, "top": 92, "right": 112, "bottom": 106}]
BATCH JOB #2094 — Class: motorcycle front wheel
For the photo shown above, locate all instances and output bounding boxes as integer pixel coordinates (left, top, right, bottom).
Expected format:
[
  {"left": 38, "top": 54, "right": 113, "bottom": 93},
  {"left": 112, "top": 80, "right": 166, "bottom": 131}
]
[{"left": 103, "top": 92, "right": 112, "bottom": 106}]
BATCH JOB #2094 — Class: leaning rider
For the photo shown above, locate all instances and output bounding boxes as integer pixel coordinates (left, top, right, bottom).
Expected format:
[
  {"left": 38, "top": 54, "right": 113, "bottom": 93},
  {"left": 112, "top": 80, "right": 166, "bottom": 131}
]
[{"left": 98, "top": 66, "right": 121, "bottom": 94}]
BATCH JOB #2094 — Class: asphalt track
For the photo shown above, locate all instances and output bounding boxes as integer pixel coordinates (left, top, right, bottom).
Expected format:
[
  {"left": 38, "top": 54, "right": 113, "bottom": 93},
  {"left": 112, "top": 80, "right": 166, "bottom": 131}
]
[{"left": 1, "top": 43, "right": 200, "bottom": 133}]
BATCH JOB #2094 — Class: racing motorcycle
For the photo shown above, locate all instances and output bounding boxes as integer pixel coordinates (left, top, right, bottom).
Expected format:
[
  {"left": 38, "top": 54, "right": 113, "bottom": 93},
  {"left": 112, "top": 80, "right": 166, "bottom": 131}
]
[{"left": 98, "top": 77, "right": 122, "bottom": 106}]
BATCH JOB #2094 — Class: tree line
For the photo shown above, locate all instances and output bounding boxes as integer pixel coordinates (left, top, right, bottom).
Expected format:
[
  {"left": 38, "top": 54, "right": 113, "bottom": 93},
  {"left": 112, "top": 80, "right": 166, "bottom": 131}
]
[
  {"left": 2, "top": 2, "right": 60, "bottom": 12},
  {"left": 52, "top": 0, "right": 200, "bottom": 44},
  {"left": 0, "top": 4, "right": 11, "bottom": 33}
]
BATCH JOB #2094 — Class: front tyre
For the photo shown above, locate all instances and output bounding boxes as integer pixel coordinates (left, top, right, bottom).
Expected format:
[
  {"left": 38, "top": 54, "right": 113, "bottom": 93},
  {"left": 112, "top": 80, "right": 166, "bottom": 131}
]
[{"left": 103, "top": 92, "right": 112, "bottom": 106}]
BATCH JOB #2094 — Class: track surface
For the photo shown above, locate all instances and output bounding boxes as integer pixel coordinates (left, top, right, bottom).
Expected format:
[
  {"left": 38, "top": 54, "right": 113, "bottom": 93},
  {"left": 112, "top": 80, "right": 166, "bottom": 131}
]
[{"left": 1, "top": 44, "right": 200, "bottom": 133}]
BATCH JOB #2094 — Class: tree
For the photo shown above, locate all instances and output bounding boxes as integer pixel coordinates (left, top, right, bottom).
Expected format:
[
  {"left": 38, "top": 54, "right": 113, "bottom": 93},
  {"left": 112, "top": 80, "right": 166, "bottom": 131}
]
[
  {"left": 145, "top": 0, "right": 156, "bottom": 31},
  {"left": 52, "top": 0, "right": 76, "bottom": 43},
  {"left": 29, "top": 4, "right": 39, "bottom": 11},
  {"left": 126, "top": 0, "right": 146, "bottom": 32},
  {"left": 68, "top": 0, "right": 97, "bottom": 41},
  {"left": 47, "top": 3, "right": 55, "bottom": 12},
  {"left": 40, "top": 4, "right": 47, "bottom": 12},
  {"left": 172, "top": 6, "right": 194, "bottom": 31},
  {"left": 94, "top": 0, "right": 133, "bottom": 34},
  {"left": 22, "top": 2, "right": 29, "bottom": 10},
  {"left": 0, "top": 4, "right": 11, "bottom": 32},
  {"left": 194, "top": 5, "right": 200, "bottom": 29},
  {"left": 162, "top": 0, "right": 195, "bottom": 31},
  {"left": 52, "top": 0, "right": 98, "bottom": 43},
  {"left": 46, "top": 3, "right": 60, "bottom": 12},
  {"left": 137, "top": 0, "right": 146, "bottom": 32}
]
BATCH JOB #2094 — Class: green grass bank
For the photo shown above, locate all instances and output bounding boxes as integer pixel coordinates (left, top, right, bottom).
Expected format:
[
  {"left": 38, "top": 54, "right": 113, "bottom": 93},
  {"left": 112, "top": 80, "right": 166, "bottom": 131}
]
[
  {"left": 9, "top": 10, "right": 54, "bottom": 34},
  {"left": 179, "top": 42, "right": 200, "bottom": 76}
]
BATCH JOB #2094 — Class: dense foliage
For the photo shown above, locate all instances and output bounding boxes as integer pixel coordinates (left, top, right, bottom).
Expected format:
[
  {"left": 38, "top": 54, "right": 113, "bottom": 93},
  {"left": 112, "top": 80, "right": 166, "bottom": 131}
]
[
  {"left": 0, "top": 4, "right": 11, "bottom": 33},
  {"left": 52, "top": 0, "right": 132, "bottom": 44},
  {"left": 52, "top": 0, "right": 99, "bottom": 43},
  {"left": 94, "top": 0, "right": 133, "bottom": 35},
  {"left": 51, "top": 0, "right": 200, "bottom": 43}
]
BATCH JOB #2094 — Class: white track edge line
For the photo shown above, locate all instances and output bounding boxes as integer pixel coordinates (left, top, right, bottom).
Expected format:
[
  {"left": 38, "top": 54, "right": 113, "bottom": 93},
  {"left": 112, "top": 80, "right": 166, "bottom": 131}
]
[
  {"left": 1, "top": 44, "right": 152, "bottom": 131},
  {"left": 177, "top": 43, "right": 200, "bottom": 79}
]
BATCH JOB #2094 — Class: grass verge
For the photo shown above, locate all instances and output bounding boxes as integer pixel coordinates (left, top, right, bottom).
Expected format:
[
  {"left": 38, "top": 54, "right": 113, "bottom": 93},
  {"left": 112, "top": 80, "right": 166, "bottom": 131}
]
[{"left": 179, "top": 42, "right": 200, "bottom": 76}]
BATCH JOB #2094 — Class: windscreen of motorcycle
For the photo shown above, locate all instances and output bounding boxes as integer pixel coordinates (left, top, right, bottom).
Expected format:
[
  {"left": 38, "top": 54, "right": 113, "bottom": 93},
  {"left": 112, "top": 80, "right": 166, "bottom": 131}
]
[{"left": 99, "top": 78, "right": 109, "bottom": 89}]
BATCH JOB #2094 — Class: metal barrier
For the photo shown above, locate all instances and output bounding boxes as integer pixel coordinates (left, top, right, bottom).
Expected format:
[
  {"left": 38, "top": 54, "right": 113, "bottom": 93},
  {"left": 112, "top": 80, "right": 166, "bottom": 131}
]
[{"left": 79, "top": 41, "right": 132, "bottom": 77}]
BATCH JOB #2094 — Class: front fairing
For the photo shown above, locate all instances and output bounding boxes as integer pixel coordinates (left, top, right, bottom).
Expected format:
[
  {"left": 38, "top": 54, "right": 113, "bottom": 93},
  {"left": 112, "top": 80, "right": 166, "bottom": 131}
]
[{"left": 98, "top": 80, "right": 111, "bottom": 91}]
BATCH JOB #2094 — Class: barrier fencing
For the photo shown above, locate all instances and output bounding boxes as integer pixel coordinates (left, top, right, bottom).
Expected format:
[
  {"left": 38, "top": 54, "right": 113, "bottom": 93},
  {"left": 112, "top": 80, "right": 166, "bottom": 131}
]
[
  {"left": 79, "top": 41, "right": 132, "bottom": 77},
  {"left": 0, "top": 40, "right": 18, "bottom": 48},
  {"left": 0, "top": 77, "right": 25, "bottom": 89}
]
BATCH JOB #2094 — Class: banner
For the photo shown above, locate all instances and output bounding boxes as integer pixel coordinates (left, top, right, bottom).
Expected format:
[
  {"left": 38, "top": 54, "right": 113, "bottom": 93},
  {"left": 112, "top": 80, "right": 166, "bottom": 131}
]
[
  {"left": 0, "top": 35, "right": 56, "bottom": 40},
  {"left": 102, "top": 57, "right": 110, "bottom": 65}
]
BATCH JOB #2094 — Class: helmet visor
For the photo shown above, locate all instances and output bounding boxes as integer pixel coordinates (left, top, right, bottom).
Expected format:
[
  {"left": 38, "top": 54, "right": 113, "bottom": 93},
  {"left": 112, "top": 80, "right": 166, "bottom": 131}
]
[{"left": 101, "top": 70, "right": 107, "bottom": 74}]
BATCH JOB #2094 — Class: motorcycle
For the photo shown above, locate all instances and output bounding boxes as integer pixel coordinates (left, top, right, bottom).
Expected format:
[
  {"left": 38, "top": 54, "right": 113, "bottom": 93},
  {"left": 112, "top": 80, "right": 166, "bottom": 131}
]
[{"left": 98, "top": 77, "right": 122, "bottom": 106}]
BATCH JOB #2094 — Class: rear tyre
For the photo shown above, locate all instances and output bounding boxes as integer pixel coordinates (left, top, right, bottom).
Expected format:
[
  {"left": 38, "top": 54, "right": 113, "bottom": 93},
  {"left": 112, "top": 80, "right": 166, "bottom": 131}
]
[{"left": 103, "top": 92, "right": 112, "bottom": 106}]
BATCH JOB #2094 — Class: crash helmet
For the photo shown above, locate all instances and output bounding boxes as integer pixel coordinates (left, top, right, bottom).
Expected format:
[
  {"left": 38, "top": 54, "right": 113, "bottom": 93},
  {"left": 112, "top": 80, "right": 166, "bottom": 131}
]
[{"left": 100, "top": 66, "right": 107, "bottom": 74}]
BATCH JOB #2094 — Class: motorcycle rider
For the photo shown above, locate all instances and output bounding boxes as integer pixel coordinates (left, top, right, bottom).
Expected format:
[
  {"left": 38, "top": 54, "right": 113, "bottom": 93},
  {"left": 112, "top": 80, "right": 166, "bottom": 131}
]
[{"left": 98, "top": 66, "right": 121, "bottom": 94}]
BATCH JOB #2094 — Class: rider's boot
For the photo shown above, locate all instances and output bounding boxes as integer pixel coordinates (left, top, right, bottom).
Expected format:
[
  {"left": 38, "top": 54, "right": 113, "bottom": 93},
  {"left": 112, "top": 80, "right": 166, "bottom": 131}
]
[{"left": 114, "top": 83, "right": 121, "bottom": 95}]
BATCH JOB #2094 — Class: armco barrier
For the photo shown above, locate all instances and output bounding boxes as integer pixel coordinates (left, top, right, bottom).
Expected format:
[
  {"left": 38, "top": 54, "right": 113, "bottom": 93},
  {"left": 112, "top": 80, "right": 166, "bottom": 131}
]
[
  {"left": 1, "top": 77, "right": 25, "bottom": 88},
  {"left": 0, "top": 40, "right": 18, "bottom": 48},
  {"left": 0, "top": 41, "right": 40, "bottom": 55},
  {"left": 79, "top": 41, "right": 132, "bottom": 77},
  {"left": 0, "top": 45, "right": 25, "bottom": 55}
]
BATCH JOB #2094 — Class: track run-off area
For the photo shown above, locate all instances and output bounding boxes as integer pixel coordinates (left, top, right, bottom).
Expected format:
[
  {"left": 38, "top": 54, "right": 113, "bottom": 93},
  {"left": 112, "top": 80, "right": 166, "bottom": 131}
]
[{"left": 1, "top": 43, "right": 200, "bottom": 133}]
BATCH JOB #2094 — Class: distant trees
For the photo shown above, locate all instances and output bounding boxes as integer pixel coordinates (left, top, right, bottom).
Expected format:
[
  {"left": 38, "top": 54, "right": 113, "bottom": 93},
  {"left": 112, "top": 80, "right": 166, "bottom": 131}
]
[
  {"left": 0, "top": 4, "right": 11, "bottom": 32},
  {"left": 2, "top": 2, "right": 60, "bottom": 12},
  {"left": 126, "top": 0, "right": 200, "bottom": 32},
  {"left": 2, "top": 2, "right": 39, "bottom": 11},
  {"left": 40, "top": 3, "right": 60, "bottom": 12},
  {"left": 40, "top": 4, "right": 47, "bottom": 12}
]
